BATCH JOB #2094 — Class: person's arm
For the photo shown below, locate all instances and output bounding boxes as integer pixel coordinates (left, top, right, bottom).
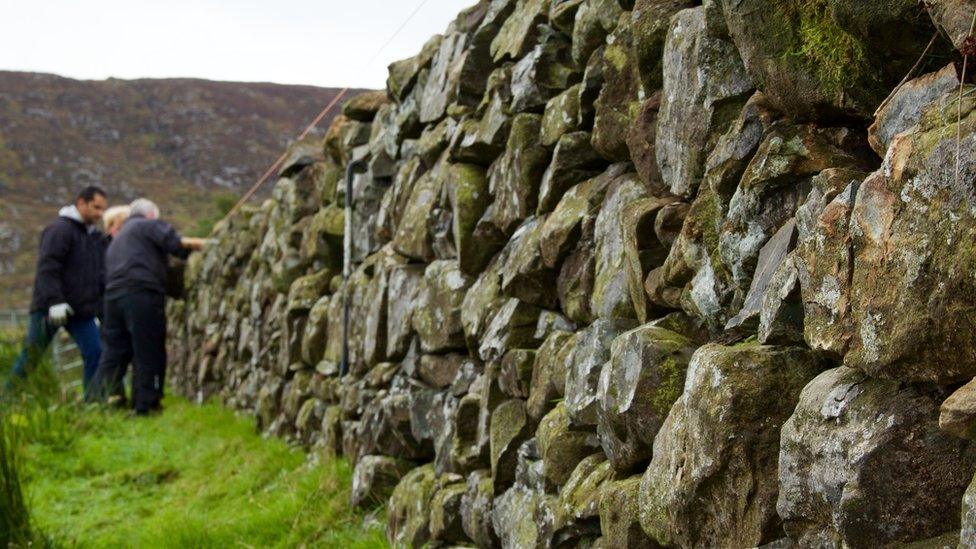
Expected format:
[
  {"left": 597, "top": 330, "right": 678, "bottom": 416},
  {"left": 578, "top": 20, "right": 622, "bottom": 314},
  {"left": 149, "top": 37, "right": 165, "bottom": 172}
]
[
  {"left": 34, "top": 224, "right": 70, "bottom": 307},
  {"left": 180, "top": 237, "right": 208, "bottom": 251},
  {"left": 151, "top": 220, "right": 192, "bottom": 260}
]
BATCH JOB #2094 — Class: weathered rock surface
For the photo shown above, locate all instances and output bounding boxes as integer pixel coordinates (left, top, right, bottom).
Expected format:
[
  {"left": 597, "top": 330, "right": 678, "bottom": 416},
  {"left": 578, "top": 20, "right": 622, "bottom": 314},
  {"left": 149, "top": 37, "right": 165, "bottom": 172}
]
[
  {"left": 639, "top": 343, "right": 822, "bottom": 547},
  {"left": 167, "top": 3, "right": 976, "bottom": 546},
  {"left": 597, "top": 325, "right": 696, "bottom": 473},
  {"left": 779, "top": 367, "right": 976, "bottom": 548}
]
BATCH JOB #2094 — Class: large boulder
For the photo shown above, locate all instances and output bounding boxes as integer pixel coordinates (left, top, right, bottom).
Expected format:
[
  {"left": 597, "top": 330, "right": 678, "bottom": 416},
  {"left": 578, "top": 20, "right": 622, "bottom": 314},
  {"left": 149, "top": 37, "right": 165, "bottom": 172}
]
[
  {"left": 779, "top": 367, "right": 976, "bottom": 547},
  {"left": 802, "top": 87, "right": 976, "bottom": 383},
  {"left": 596, "top": 325, "right": 697, "bottom": 473},
  {"left": 719, "top": 0, "right": 947, "bottom": 120},
  {"left": 639, "top": 343, "right": 822, "bottom": 547},
  {"left": 656, "top": 5, "right": 754, "bottom": 198}
]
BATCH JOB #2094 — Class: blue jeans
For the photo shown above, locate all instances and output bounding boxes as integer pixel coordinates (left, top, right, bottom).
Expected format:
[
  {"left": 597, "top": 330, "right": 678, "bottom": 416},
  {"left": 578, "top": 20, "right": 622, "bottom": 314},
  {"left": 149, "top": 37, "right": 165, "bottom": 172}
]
[{"left": 9, "top": 311, "right": 102, "bottom": 393}]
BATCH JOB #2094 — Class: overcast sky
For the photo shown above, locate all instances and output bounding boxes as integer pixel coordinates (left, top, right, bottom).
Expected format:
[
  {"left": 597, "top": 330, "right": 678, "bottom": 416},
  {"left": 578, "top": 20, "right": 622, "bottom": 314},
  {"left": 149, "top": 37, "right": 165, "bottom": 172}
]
[{"left": 0, "top": 0, "right": 475, "bottom": 89}]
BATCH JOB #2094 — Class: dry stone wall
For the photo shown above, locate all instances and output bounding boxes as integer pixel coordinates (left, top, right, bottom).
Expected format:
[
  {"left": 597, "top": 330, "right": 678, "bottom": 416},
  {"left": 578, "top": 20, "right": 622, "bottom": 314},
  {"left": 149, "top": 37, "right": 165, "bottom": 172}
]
[{"left": 167, "top": 1, "right": 976, "bottom": 547}]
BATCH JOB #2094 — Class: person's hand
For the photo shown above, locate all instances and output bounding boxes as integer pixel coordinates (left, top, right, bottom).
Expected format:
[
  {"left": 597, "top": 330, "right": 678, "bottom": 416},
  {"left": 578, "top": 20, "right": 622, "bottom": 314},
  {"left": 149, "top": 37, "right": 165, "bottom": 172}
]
[
  {"left": 180, "top": 237, "right": 209, "bottom": 251},
  {"left": 48, "top": 303, "right": 74, "bottom": 327}
]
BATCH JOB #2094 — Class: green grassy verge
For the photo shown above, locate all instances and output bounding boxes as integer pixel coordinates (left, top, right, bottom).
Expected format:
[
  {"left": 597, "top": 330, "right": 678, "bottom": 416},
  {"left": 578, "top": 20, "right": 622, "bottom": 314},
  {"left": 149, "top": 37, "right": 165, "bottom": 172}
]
[{"left": 0, "top": 326, "right": 387, "bottom": 548}]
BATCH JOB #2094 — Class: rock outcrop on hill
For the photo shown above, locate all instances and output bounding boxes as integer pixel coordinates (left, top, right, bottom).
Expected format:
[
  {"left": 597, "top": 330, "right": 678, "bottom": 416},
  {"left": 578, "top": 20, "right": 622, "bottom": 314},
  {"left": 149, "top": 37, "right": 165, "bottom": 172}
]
[{"left": 167, "top": 1, "right": 976, "bottom": 547}]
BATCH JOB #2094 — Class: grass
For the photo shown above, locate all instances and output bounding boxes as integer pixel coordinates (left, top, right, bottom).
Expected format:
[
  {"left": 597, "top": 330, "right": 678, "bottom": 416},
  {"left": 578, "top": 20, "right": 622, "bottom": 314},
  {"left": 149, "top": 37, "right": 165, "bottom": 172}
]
[{"left": 0, "top": 326, "right": 388, "bottom": 548}]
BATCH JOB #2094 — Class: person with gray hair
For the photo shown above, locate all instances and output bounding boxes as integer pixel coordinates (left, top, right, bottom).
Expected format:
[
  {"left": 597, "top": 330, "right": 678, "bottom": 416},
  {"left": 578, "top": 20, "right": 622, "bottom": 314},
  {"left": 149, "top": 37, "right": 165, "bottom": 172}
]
[{"left": 90, "top": 197, "right": 207, "bottom": 415}]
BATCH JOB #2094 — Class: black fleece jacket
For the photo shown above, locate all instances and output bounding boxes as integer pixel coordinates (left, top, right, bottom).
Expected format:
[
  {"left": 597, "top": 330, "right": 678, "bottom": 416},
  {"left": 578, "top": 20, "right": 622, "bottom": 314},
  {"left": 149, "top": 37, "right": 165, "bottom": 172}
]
[{"left": 29, "top": 216, "right": 106, "bottom": 319}]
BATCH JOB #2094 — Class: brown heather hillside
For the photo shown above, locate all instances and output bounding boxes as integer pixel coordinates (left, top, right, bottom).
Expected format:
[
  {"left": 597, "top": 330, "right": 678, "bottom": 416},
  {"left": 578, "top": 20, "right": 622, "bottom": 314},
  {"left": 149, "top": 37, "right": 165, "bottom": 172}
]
[{"left": 0, "top": 71, "right": 366, "bottom": 309}]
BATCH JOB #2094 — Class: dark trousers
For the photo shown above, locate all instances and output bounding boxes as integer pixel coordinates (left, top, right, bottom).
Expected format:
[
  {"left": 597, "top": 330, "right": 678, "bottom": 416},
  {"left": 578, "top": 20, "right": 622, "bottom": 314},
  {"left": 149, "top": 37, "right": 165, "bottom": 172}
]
[
  {"left": 9, "top": 311, "right": 102, "bottom": 393},
  {"left": 92, "top": 291, "right": 167, "bottom": 412}
]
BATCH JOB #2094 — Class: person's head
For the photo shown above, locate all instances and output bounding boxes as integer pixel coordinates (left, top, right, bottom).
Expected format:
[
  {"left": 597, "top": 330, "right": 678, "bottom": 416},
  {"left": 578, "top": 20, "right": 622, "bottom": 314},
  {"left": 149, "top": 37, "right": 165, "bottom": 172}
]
[
  {"left": 103, "top": 205, "right": 131, "bottom": 237},
  {"left": 129, "top": 198, "right": 160, "bottom": 220},
  {"left": 75, "top": 186, "right": 108, "bottom": 225}
]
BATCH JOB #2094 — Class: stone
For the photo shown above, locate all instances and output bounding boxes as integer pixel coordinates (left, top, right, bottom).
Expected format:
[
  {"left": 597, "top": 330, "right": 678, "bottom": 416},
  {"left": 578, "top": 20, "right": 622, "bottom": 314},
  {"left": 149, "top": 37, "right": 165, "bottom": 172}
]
[
  {"left": 429, "top": 481, "right": 469, "bottom": 544},
  {"left": 639, "top": 343, "right": 822, "bottom": 547},
  {"left": 719, "top": 124, "right": 870, "bottom": 298},
  {"left": 342, "top": 90, "right": 390, "bottom": 122},
  {"left": 795, "top": 179, "right": 860, "bottom": 358},
  {"left": 720, "top": 0, "right": 947, "bottom": 120},
  {"left": 527, "top": 330, "right": 575, "bottom": 420},
  {"left": 538, "top": 132, "right": 605, "bottom": 214},
  {"left": 632, "top": 0, "right": 696, "bottom": 92},
  {"left": 572, "top": 0, "right": 623, "bottom": 67},
  {"left": 758, "top": 252, "right": 805, "bottom": 346},
  {"left": 478, "top": 298, "right": 550, "bottom": 362},
  {"left": 385, "top": 264, "right": 424, "bottom": 360},
  {"left": 387, "top": 464, "right": 437, "bottom": 548},
  {"left": 553, "top": 453, "right": 611, "bottom": 544},
  {"left": 592, "top": 173, "right": 649, "bottom": 320},
  {"left": 565, "top": 318, "right": 638, "bottom": 426},
  {"left": 418, "top": 354, "right": 467, "bottom": 389},
  {"left": 656, "top": 5, "right": 753, "bottom": 198},
  {"left": 412, "top": 260, "right": 472, "bottom": 354},
  {"left": 300, "top": 295, "right": 331, "bottom": 367},
  {"left": 622, "top": 196, "right": 682, "bottom": 323},
  {"left": 812, "top": 90, "right": 976, "bottom": 383},
  {"left": 539, "top": 163, "right": 630, "bottom": 269},
  {"left": 558, "top": 224, "right": 598, "bottom": 325},
  {"left": 537, "top": 402, "right": 601, "bottom": 491},
  {"left": 925, "top": 0, "right": 976, "bottom": 50},
  {"left": 461, "top": 469, "right": 500, "bottom": 548},
  {"left": 942, "top": 379, "right": 976, "bottom": 441},
  {"left": 448, "top": 162, "right": 495, "bottom": 276},
  {"left": 779, "top": 367, "right": 976, "bottom": 548},
  {"left": 600, "top": 477, "right": 657, "bottom": 549},
  {"left": 592, "top": 13, "right": 642, "bottom": 162},
  {"left": 626, "top": 92, "right": 664, "bottom": 192},
  {"left": 491, "top": 0, "right": 548, "bottom": 62},
  {"left": 549, "top": 0, "right": 584, "bottom": 36},
  {"left": 388, "top": 34, "right": 442, "bottom": 101},
  {"left": 392, "top": 160, "right": 443, "bottom": 262},
  {"left": 488, "top": 113, "right": 552, "bottom": 235},
  {"left": 868, "top": 63, "right": 959, "bottom": 156},
  {"left": 499, "top": 349, "right": 536, "bottom": 399},
  {"left": 541, "top": 84, "right": 582, "bottom": 147},
  {"left": 351, "top": 455, "right": 416, "bottom": 509},
  {"left": 490, "top": 399, "right": 535, "bottom": 491},
  {"left": 510, "top": 29, "right": 580, "bottom": 113},
  {"left": 420, "top": 31, "right": 470, "bottom": 124},
  {"left": 725, "top": 219, "right": 797, "bottom": 333},
  {"left": 498, "top": 217, "right": 558, "bottom": 309},
  {"left": 596, "top": 325, "right": 696, "bottom": 473},
  {"left": 492, "top": 483, "right": 557, "bottom": 549}
]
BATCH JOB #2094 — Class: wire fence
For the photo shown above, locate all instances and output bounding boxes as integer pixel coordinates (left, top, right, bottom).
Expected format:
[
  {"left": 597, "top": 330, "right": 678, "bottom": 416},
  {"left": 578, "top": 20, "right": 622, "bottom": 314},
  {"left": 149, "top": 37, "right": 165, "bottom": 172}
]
[{"left": 0, "top": 309, "right": 83, "bottom": 389}]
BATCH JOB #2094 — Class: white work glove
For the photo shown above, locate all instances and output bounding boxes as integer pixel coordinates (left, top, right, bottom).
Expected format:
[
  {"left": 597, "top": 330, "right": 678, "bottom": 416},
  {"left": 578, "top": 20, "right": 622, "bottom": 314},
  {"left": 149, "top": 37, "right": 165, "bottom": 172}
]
[{"left": 48, "top": 303, "right": 74, "bottom": 327}]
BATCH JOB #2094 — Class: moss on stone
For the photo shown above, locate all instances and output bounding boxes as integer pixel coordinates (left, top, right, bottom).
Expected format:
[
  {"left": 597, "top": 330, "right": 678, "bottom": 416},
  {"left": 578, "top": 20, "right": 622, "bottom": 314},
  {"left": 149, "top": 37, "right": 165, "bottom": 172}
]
[{"left": 776, "top": 0, "right": 869, "bottom": 95}]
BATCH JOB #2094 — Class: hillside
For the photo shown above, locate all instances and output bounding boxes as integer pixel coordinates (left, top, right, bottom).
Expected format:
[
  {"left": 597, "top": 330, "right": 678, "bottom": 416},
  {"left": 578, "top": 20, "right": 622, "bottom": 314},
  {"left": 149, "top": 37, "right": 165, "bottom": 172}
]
[{"left": 0, "top": 71, "right": 364, "bottom": 309}]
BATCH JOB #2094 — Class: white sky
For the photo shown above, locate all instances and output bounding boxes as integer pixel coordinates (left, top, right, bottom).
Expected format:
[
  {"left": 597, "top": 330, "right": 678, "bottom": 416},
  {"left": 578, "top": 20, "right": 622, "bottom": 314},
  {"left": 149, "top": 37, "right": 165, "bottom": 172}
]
[{"left": 0, "top": 0, "right": 476, "bottom": 89}]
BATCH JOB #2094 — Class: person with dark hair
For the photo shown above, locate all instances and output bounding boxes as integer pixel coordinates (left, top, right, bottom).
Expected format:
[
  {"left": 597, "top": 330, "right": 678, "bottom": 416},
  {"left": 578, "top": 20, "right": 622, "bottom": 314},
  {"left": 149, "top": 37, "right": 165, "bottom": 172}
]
[
  {"left": 91, "top": 198, "right": 206, "bottom": 415},
  {"left": 9, "top": 186, "right": 109, "bottom": 392}
]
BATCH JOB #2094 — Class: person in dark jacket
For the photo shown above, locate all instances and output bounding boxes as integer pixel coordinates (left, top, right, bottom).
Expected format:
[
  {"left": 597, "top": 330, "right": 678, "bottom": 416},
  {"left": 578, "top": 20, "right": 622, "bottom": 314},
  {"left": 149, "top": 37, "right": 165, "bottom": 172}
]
[
  {"left": 9, "top": 186, "right": 109, "bottom": 391},
  {"left": 91, "top": 198, "right": 205, "bottom": 415}
]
